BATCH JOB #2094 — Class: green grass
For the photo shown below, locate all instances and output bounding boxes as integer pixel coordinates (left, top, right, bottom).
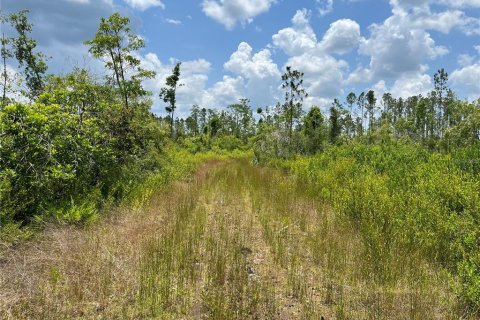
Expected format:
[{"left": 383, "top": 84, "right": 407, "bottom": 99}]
[{"left": 0, "top": 154, "right": 475, "bottom": 319}]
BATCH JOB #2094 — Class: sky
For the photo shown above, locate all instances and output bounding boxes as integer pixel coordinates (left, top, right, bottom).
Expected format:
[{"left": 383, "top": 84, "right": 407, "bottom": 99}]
[{"left": 2, "top": 0, "right": 480, "bottom": 116}]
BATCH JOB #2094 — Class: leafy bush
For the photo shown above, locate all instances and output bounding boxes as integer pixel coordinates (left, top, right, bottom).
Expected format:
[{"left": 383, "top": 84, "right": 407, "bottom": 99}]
[{"left": 0, "top": 103, "right": 114, "bottom": 223}]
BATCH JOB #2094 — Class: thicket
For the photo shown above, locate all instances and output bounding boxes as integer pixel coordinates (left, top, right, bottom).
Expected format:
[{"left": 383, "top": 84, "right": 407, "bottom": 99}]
[
  {"left": 0, "top": 11, "right": 191, "bottom": 244},
  {"left": 267, "top": 142, "right": 479, "bottom": 314}
]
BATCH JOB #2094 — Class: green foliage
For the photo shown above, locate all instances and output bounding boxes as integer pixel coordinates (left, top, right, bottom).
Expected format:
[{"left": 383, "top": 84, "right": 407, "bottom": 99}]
[
  {"left": 1, "top": 9, "right": 47, "bottom": 100},
  {"left": 159, "top": 62, "right": 181, "bottom": 137},
  {"left": 281, "top": 66, "right": 308, "bottom": 138},
  {"left": 303, "top": 106, "right": 326, "bottom": 154},
  {"left": 84, "top": 12, "right": 155, "bottom": 109},
  {"left": 0, "top": 102, "right": 113, "bottom": 222},
  {"left": 273, "top": 141, "right": 480, "bottom": 314}
]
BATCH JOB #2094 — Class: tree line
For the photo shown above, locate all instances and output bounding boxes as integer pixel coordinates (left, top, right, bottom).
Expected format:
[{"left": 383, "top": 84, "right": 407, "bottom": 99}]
[{"left": 169, "top": 67, "right": 478, "bottom": 161}]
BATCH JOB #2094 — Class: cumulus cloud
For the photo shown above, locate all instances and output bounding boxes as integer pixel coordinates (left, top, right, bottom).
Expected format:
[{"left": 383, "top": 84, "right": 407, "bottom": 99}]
[
  {"left": 318, "top": 19, "right": 361, "bottom": 55},
  {"left": 436, "top": 0, "right": 480, "bottom": 7},
  {"left": 224, "top": 42, "right": 281, "bottom": 106},
  {"left": 390, "top": 73, "right": 433, "bottom": 98},
  {"left": 390, "top": 0, "right": 479, "bottom": 35},
  {"left": 272, "top": 9, "right": 317, "bottom": 56},
  {"left": 224, "top": 42, "right": 280, "bottom": 79},
  {"left": 201, "top": 76, "right": 245, "bottom": 108},
  {"left": 409, "top": 10, "right": 480, "bottom": 35},
  {"left": 286, "top": 53, "right": 348, "bottom": 99},
  {"left": 450, "top": 63, "right": 480, "bottom": 99},
  {"left": 273, "top": 9, "right": 361, "bottom": 57},
  {"left": 140, "top": 49, "right": 274, "bottom": 115},
  {"left": 271, "top": 9, "right": 362, "bottom": 107},
  {"left": 202, "top": 0, "right": 276, "bottom": 29},
  {"left": 123, "top": 0, "right": 164, "bottom": 11},
  {"left": 349, "top": 0, "right": 479, "bottom": 92},
  {"left": 355, "top": 14, "right": 448, "bottom": 82}
]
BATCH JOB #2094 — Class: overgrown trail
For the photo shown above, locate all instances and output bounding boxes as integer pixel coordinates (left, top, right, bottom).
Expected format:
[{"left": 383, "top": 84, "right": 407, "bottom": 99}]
[{"left": 1, "top": 160, "right": 457, "bottom": 319}]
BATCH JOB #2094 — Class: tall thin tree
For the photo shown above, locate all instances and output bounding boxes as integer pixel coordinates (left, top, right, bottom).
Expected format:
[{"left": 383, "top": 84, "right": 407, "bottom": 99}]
[
  {"left": 85, "top": 12, "right": 155, "bottom": 110},
  {"left": 281, "top": 66, "right": 308, "bottom": 138},
  {"left": 160, "top": 62, "right": 182, "bottom": 137}
]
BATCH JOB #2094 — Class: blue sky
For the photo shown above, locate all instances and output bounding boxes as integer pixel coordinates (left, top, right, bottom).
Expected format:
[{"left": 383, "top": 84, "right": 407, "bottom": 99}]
[{"left": 3, "top": 0, "right": 480, "bottom": 116}]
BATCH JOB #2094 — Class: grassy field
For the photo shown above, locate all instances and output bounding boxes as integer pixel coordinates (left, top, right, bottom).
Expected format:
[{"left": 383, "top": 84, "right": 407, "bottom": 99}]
[{"left": 0, "top": 159, "right": 466, "bottom": 319}]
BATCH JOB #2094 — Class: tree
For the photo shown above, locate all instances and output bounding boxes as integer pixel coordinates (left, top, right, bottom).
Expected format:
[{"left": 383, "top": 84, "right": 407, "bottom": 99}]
[
  {"left": 6, "top": 10, "right": 47, "bottom": 100},
  {"left": 366, "top": 90, "right": 377, "bottom": 132},
  {"left": 85, "top": 12, "right": 155, "bottom": 110},
  {"left": 303, "top": 106, "right": 326, "bottom": 153},
  {"left": 0, "top": 31, "right": 13, "bottom": 108},
  {"left": 208, "top": 115, "right": 221, "bottom": 137},
  {"left": 346, "top": 92, "right": 356, "bottom": 114},
  {"left": 381, "top": 93, "right": 394, "bottom": 119},
  {"left": 434, "top": 68, "right": 451, "bottom": 136},
  {"left": 37, "top": 68, "right": 106, "bottom": 124},
  {"left": 159, "top": 62, "right": 181, "bottom": 137},
  {"left": 228, "top": 98, "right": 253, "bottom": 141},
  {"left": 329, "top": 106, "right": 342, "bottom": 143},
  {"left": 187, "top": 104, "right": 200, "bottom": 135},
  {"left": 200, "top": 107, "right": 207, "bottom": 134},
  {"left": 281, "top": 66, "right": 308, "bottom": 138},
  {"left": 357, "top": 91, "right": 366, "bottom": 133}
]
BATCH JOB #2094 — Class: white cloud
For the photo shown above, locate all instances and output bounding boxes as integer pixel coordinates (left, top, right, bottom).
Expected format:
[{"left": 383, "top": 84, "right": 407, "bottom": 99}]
[
  {"left": 388, "top": 0, "right": 480, "bottom": 12},
  {"left": 318, "top": 19, "right": 361, "bottom": 55},
  {"left": 390, "top": 0, "right": 430, "bottom": 13},
  {"left": 458, "top": 53, "right": 475, "bottom": 66},
  {"left": 438, "top": 0, "right": 480, "bottom": 7},
  {"left": 407, "top": 10, "right": 480, "bottom": 35},
  {"left": 451, "top": 63, "right": 480, "bottom": 99},
  {"left": 202, "top": 0, "right": 275, "bottom": 30},
  {"left": 357, "top": 14, "right": 448, "bottom": 82},
  {"left": 224, "top": 42, "right": 280, "bottom": 79},
  {"left": 123, "top": 0, "right": 164, "bottom": 10},
  {"left": 389, "top": 0, "right": 479, "bottom": 35},
  {"left": 224, "top": 42, "right": 281, "bottom": 106},
  {"left": 286, "top": 53, "right": 348, "bottom": 99},
  {"left": 271, "top": 10, "right": 362, "bottom": 107},
  {"left": 141, "top": 56, "right": 246, "bottom": 113},
  {"left": 347, "top": 67, "right": 374, "bottom": 84},
  {"left": 343, "top": 0, "right": 478, "bottom": 101},
  {"left": 165, "top": 18, "right": 182, "bottom": 25},
  {"left": 316, "top": 0, "right": 334, "bottom": 16},
  {"left": 272, "top": 9, "right": 317, "bottom": 56},
  {"left": 1, "top": 63, "right": 25, "bottom": 102},
  {"left": 182, "top": 59, "right": 212, "bottom": 75},
  {"left": 390, "top": 72, "right": 433, "bottom": 98},
  {"left": 201, "top": 76, "right": 245, "bottom": 108},
  {"left": 66, "top": 0, "right": 90, "bottom": 4}
]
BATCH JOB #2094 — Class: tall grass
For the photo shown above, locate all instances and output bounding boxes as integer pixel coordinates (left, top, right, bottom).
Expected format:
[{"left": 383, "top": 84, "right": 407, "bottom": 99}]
[
  {"left": 1, "top": 152, "right": 473, "bottom": 318},
  {"left": 275, "top": 141, "right": 480, "bottom": 316}
]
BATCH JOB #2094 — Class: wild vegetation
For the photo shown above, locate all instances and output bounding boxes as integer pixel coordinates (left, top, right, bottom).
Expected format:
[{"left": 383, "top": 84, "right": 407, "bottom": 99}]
[{"left": 1, "top": 9, "right": 480, "bottom": 318}]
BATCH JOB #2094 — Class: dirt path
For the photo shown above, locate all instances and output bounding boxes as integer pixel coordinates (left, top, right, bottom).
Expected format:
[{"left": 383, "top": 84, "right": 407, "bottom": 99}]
[{"left": 0, "top": 159, "right": 456, "bottom": 319}]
